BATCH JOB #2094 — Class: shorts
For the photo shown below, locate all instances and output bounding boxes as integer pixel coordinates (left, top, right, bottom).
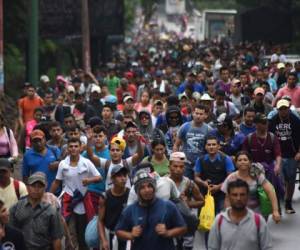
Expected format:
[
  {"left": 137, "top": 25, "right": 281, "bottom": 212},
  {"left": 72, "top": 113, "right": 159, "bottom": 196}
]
[{"left": 281, "top": 158, "right": 298, "bottom": 183}]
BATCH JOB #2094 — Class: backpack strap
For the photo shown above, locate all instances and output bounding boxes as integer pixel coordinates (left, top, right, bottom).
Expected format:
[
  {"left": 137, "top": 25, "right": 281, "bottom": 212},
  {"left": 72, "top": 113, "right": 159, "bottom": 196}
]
[
  {"left": 254, "top": 213, "right": 261, "bottom": 248},
  {"left": 218, "top": 214, "right": 224, "bottom": 231},
  {"left": 13, "top": 179, "right": 20, "bottom": 199},
  {"left": 254, "top": 212, "right": 260, "bottom": 230},
  {"left": 247, "top": 133, "right": 253, "bottom": 147},
  {"left": 5, "top": 127, "right": 11, "bottom": 141},
  {"left": 269, "top": 132, "right": 275, "bottom": 145},
  {"left": 104, "top": 160, "right": 111, "bottom": 177}
]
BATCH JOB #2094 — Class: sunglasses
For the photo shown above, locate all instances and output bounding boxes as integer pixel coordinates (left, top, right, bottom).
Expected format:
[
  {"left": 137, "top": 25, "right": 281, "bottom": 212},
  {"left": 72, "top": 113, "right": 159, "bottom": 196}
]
[{"left": 140, "top": 116, "right": 150, "bottom": 120}]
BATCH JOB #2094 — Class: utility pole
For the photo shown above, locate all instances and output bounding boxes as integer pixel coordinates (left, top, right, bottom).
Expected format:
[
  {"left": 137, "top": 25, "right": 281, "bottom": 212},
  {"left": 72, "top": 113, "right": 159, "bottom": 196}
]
[
  {"left": 28, "top": 0, "right": 39, "bottom": 86},
  {"left": 0, "top": 0, "right": 4, "bottom": 93},
  {"left": 81, "top": 0, "right": 91, "bottom": 72}
]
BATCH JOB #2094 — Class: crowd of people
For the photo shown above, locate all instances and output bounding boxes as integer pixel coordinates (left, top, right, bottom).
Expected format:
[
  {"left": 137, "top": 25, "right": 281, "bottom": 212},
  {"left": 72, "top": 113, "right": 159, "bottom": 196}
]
[{"left": 1, "top": 28, "right": 300, "bottom": 250}]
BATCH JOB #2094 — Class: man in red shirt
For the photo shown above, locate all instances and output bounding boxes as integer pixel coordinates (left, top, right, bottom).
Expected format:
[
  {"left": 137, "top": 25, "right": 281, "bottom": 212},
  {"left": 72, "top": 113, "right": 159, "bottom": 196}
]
[
  {"left": 116, "top": 78, "right": 137, "bottom": 104},
  {"left": 274, "top": 72, "right": 300, "bottom": 108}
]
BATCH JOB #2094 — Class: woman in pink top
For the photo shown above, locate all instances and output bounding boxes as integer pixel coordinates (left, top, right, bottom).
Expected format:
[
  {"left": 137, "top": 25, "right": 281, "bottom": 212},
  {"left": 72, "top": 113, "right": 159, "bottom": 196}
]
[
  {"left": 0, "top": 113, "right": 18, "bottom": 159},
  {"left": 134, "top": 90, "right": 152, "bottom": 113},
  {"left": 25, "top": 107, "right": 43, "bottom": 148}
]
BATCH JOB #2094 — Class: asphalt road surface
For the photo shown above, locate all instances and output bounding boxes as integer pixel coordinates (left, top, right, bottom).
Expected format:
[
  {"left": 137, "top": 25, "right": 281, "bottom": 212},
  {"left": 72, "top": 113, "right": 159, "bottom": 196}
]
[{"left": 193, "top": 186, "right": 300, "bottom": 250}]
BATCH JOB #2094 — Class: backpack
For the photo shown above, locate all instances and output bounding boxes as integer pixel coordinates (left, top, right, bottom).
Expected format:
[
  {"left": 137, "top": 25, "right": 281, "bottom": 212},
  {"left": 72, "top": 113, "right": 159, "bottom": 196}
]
[
  {"left": 247, "top": 132, "right": 275, "bottom": 147},
  {"left": 218, "top": 212, "right": 260, "bottom": 239}
]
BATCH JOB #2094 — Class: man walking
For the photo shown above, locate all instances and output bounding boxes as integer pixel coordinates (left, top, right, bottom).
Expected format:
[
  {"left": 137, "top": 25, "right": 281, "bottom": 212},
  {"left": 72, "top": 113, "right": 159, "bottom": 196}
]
[
  {"left": 269, "top": 98, "right": 300, "bottom": 213},
  {"left": 174, "top": 104, "right": 212, "bottom": 179},
  {"left": 208, "top": 179, "right": 273, "bottom": 250},
  {"left": 9, "top": 172, "right": 63, "bottom": 250},
  {"left": 115, "top": 170, "right": 187, "bottom": 250}
]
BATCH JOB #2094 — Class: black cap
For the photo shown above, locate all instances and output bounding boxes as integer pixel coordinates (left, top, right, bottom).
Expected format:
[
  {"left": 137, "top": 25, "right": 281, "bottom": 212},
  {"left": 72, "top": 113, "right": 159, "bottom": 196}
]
[
  {"left": 125, "top": 121, "right": 138, "bottom": 130},
  {"left": 111, "top": 165, "right": 129, "bottom": 177},
  {"left": 215, "top": 89, "right": 226, "bottom": 97},
  {"left": 254, "top": 113, "right": 268, "bottom": 124},
  {"left": 0, "top": 158, "right": 12, "bottom": 171}
]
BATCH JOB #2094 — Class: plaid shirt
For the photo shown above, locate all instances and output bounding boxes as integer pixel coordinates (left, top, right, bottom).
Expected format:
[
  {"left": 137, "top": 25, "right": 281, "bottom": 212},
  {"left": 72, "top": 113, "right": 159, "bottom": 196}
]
[{"left": 9, "top": 197, "right": 63, "bottom": 250}]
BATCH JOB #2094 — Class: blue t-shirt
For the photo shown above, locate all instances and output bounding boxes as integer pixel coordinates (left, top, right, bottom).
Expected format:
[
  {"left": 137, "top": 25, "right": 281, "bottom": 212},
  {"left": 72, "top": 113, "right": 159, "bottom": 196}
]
[
  {"left": 239, "top": 123, "right": 256, "bottom": 136},
  {"left": 82, "top": 146, "right": 110, "bottom": 194},
  {"left": 178, "top": 121, "right": 212, "bottom": 163},
  {"left": 22, "top": 146, "right": 61, "bottom": 191},
  {"left": 210, "top": 129, "right": 245, "bottom": 156},
  {"left": 176, "top": 81, "right": 204, "bottom": 95},
  {"left": 194, "top": 153, "right": 235, "bottom": 174},
  {"left": 115, "top": 198, "right": 186, "bottom": 250}
]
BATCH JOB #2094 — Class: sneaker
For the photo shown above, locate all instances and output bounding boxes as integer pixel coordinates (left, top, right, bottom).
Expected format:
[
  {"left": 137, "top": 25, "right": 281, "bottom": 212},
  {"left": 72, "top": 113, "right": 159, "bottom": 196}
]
[{"left": 285, "top": 203, "right": 296, "bottom": 214}]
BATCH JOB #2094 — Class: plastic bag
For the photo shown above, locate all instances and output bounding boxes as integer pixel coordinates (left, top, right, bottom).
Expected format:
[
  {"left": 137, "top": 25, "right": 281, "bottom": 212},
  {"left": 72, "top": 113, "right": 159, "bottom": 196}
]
[
  {"left": 257, "top": 186, "right": 273, "bottom": 216},
  {"left": 85, "top": 215, "right": 100, "bottom": 248},
  {"left": 198, "top": 190, "right": 215, "bottom": 232}
]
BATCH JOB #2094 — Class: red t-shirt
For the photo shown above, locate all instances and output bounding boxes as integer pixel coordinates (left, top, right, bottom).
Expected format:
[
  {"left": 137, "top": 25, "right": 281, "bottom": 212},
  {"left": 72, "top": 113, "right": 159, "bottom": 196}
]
[{"left": 116, "top": 84, "right": 137, "bottom": 104}]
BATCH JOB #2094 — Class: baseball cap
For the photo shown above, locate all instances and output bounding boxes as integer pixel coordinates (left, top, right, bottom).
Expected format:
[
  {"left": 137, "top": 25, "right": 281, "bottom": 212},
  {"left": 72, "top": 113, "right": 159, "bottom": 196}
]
[
  {"left": 91, "top": 84, "right": 101, "bottom": 94},
  {"left": 0, "top": 158, "right": 13, "bottom": 171},
  {"left": 155, "top": 70, "right": 163, "bottom": 77},
  {"left": 216, "top": 113, "right": 231, "bottom": 126},
  {"left": 254, "top": 113, "right": 268, "bottom": 124},
  {"left": 123, "top": 95, "right": 134, "bottom": 103},
  {"left": 179, "top": 92, "right": 188, "bottom": 100},
  {"left": 188, "top": 71, "right": 197, "bottom": 77},
  {"left": 250, "top": 66, "right": 259, "bottom": 72},
  {"left": 56, "top": 75, "right": 67, "bottom": 83},
  {"left": 200, "top": 93, "right": 214, "bottom": 101},
  {"left": 277, "top": 63, "right": 285, "bottom": 69},
  {"left": 125, "top": 121, "right": 138, "bottom": 130},
  {"left": 192, "top": 92, "right": 201, "bottom": 101},
  {"left": 110, "top": 137, "right": 126, "bottom": 151},
  {"left": 254, "top": 87, "right": 265, "bottom": 96},
  {"left": 231, "top": 78, "right": 241, "bottom": 85},
  {"left": 40, "top": 75, "right": 50, "bottom": 83},
  {"left": 67, "top": 85, "right": 75, "bottom": 93},
  {"left": 28, "top": 172, "right": 47, "bottom": 186},
  {"left": 30, "top": 129, "right": 45, "bottom": 140},
  {"left": 170, "top": 152, "right": 188, "bottom": 163},
  {"left": 111, "top": 165, "right": 129, "bottom": 177},
  {"left": 276, "top": 99, "right": 290, "bottom": 109},
  {"left": 215, "top": 89, "right": 226, "bottom": 97},
  {"left": 153, "top": 99, "right": 163, "bottom": 106}
]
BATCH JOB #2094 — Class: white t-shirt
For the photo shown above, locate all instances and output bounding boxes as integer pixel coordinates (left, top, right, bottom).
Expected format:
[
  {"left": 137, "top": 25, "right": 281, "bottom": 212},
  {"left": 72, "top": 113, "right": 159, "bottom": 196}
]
[
  {"left": 99, "top": 157, "right": 133, "bottom": 190},
  {"left": 0, "top": 178, "right": 28, "bottom": 209},
  {"left": 127, "top": 176, "right": 180, "bottom": 205},
  {"left": 56, "top": 155, "right": 100, "bottom": 214}
]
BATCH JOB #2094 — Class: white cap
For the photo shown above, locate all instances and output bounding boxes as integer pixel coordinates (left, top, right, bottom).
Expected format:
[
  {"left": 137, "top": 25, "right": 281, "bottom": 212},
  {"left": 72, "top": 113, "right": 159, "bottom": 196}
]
[
  {"left": 200, "top": 93, "right": 214, "bottom": 101},
  {"left": 67, "top": 85, "right": 75, "bottom": 93},
  {"left": 40, "top": 75, "right": 50, "bottom": 83},
  {"left": 276, "top": 99, "right": 290, "bottom": 109},
  {"left": 179, "top": 92, "right": 188, "bottom": 100},
  {"left": 91, "top": 84, "right": 101, "bottom": 94}
]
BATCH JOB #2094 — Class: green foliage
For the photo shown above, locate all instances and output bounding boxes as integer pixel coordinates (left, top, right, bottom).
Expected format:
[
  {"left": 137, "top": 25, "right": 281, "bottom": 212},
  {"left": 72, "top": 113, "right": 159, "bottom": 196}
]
[
  {"left": 4, "top": 44, "right": 26, "bottom": 97},
  {"left": 124, "top": 0, "right": 140, "bottom": 29}
]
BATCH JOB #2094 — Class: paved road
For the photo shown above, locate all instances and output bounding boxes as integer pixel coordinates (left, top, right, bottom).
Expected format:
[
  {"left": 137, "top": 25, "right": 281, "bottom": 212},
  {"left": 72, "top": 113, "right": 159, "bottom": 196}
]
[{"left": 193, "top": 186, "right": 300, "bottom": 250}]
